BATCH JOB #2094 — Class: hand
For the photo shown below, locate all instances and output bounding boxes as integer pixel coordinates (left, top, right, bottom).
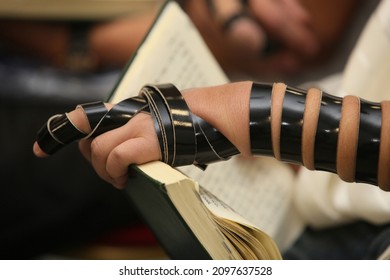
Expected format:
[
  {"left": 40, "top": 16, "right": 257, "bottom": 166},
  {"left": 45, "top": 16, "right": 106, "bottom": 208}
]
[
  {"left": 33, "top": 82, "right": 253, "bottom": 189},
  {"left": 185, "top": 0, "right": 319, "bottom": 76},
  {"left": 33, "top": 107, "right": 161, "bottom": 189},
  {"left": 246, "top": 0, "right": 319, "bottom": 57}
]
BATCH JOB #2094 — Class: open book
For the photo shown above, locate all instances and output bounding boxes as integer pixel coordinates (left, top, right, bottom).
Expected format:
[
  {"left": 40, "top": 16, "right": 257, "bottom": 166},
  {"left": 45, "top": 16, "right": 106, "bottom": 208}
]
[
  {"left": 128, "top": 162, "right": 281, "bottom": 259},
  {"left": 109, "top": 0, "right": 304, "bottom": 259}
]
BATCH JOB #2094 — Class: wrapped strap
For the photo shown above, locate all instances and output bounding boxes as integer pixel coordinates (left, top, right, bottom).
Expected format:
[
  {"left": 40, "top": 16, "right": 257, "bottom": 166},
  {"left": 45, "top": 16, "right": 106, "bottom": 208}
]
[
  {"left": 36, "top": 113, "right": 87, "bottom": 154},
  {"left": 36, "top": 83, "right": 238, "bottom": 169},
  {"left": 36, "top": 82, "right": 389, "bottom": 190},
  {"left": 249, "top": 82, "right": 388, "bottom": 191}
]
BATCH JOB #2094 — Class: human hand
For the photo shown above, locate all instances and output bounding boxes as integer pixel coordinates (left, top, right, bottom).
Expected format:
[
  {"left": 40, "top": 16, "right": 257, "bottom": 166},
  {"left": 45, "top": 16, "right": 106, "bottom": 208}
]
[
  {"left": 244, "top": 0, "right": 319, "bottom": 57},
  {"left": 185, "top": 0, "right": 319, "bottom": 76},
  {"left": 32, "top": 82, "right": 252, "bottom": 189},
  {"left": 33, "top": 106, "right": 161, "bottom": 189}
]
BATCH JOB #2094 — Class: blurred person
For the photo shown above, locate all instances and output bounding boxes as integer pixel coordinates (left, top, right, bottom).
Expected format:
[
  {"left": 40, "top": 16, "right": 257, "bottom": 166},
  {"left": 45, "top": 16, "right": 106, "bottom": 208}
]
[
  {"left": 0, "top": 0, "right": 359, "bottom": 77},
  {"left": 182, "top": 0, "right": 359, "bottom": 79}
]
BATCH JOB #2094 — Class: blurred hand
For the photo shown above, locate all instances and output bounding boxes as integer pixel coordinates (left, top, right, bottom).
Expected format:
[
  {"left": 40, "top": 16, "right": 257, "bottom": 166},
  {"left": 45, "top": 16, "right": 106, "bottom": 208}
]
[{"left": 185, "top": 0, "right": 320, "bottom": 77}]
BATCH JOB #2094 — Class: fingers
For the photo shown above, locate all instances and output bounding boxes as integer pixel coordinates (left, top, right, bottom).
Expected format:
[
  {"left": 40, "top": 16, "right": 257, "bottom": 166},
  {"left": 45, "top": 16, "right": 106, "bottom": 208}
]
[
  {"left": 248, "top": 0, "right": 319, "bottom": 57},
  {"left": 33, "top": 98, "right": 160, "bottom": 189},
  {"left": 80, "top": 113, "right": 160, "bottom": 189},
  {"left": 207, "top": 0, "right": 267, "bottom": 56},
  {"left": 223, "top": 13, "right": 266, "bottom": 56},
  {"left": 33, "top": 142, "right": 49, "bottom": 158},
  {"left": 106, "top": 136, "right": 161, "bottom": 188},
  {"left": 203, "top": 0, "right": 319, "bottom": 76},
  {"left": 32, "top": 106, "right": 93, "bottom": 158}
]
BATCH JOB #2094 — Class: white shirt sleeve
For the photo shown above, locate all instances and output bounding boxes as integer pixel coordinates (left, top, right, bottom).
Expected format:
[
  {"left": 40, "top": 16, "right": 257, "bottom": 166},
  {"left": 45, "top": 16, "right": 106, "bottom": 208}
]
[{"left": 293, "top": 0, "right": 390, "bottom": 228}]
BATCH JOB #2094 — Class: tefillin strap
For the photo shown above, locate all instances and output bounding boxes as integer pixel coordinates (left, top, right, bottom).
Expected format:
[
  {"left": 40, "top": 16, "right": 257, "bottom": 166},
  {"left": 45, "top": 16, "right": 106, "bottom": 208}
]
[
  {"left": 36, "top": 83, "right": 238, "bottom": 170},
  {"left": 249, "top": 82, "right": 387, "bottom": 191}
]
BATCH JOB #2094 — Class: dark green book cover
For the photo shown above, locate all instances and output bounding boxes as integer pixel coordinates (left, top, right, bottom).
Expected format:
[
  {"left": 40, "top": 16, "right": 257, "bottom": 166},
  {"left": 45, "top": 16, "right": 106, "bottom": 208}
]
[{"left": 125, "top": 164, "right": 212, "bottom": 260}]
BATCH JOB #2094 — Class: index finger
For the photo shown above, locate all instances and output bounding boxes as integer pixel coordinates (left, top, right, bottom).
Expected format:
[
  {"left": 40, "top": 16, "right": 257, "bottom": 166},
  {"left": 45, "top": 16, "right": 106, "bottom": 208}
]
[{"left": 32, "top": 103, "right": 112, "bottom": 158}]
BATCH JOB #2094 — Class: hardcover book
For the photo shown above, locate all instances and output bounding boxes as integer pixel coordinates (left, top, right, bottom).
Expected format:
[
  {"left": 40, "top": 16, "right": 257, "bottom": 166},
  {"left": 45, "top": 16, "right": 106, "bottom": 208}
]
[{"left": 109, "top": 0, "right": 303, "bottom": 259}]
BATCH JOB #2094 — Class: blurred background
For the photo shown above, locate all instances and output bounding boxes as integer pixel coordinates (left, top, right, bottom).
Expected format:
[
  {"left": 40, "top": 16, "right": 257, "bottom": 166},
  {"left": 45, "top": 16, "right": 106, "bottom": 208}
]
[{"left": 0, "top": 0, "right": 385, "bottom": 259}]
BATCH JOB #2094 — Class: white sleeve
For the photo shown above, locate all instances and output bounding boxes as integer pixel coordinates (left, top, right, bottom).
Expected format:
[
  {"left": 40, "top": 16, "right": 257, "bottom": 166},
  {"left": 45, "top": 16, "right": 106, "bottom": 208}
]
[
  {"left": 293, "top": 169, "right": 390, "bottom": 228},
  {"left": 293, "top": 0, "right": 390, "bottom": 228}
]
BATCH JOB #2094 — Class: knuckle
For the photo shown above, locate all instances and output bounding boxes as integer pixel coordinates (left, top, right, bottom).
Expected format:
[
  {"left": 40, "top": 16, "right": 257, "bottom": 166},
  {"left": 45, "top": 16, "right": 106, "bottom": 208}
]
[
  {"left": 110, "top": 148, "right": 124, "bottom": 164},
  {"left": 90, "top": 138, "right": 105, "bottom": 158}
]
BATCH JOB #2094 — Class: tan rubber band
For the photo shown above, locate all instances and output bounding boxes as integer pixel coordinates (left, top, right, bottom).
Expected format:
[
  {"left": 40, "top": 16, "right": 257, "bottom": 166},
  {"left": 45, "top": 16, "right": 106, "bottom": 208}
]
[
  {"left": 301, "top": 88, "right": 322, "bottom": 170},
  {"left": 271, "top": 82, "right": 287, "bottom": 160},
  {"left": 336, "top": 95, "right": 360, "bottom": 182},
  {"left": 378, "top": 100, "right": 390, "bottom": 191}
]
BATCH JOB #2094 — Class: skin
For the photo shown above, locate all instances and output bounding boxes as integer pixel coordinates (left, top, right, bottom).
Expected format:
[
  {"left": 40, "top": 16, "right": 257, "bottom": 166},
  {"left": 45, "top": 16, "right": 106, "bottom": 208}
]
[
  {"left": 0, "top": 11, "right": 156, "bottom": 70},
  {"left": 33, "top": 81, "right": 253, "bottom": 189},
  {"left": 33, "top": 81, "right": 390, "bottom": 191},
  {"left": 185, "top": 0, "right": 318, "bottom": 76}
]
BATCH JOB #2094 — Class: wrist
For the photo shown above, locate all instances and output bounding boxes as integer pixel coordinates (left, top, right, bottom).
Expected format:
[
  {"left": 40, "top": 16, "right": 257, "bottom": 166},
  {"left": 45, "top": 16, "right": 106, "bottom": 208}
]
[{"left": 182, "top": 81, "right": 252, "bottom": 156}]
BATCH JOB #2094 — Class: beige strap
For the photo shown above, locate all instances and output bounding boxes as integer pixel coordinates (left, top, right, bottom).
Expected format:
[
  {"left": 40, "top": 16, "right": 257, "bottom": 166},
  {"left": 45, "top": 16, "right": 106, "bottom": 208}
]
[
  {"left": 378, "top": 100, "right": 390, "bottom": 191},
  {"left": 337, "top": 95, "right": 360, "bottom": 182},
  {"left": 302, "top": 88, "right": 322, "bottom": 170},
  {"left": 271, "top": 83, "right": 287, "bottom": 160}
]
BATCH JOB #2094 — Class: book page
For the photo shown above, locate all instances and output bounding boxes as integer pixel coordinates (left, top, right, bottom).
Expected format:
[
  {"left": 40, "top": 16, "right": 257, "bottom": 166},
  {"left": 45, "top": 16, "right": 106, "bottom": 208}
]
[
  {"left": 178, "top": 157, "right": 304, "bottom": 250},
  {"left": 198, "top": 185, "right": 282, "bottom": 258},
  {"left": 109, "top": 0, "right": 228, "bottom": 104},
  {"left": 198, "top": 185, "right": 259, "bottom": 229},
  {"left": 110, "top": 0, "right": 304, "bottom": 251},
  {"left": 169, "top": 179, "right": 242, "bottom": 259}
]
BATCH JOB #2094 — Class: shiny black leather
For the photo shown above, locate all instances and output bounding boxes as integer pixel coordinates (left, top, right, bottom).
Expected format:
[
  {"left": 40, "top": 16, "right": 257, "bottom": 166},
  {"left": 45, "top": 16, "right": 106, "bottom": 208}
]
[
  {"left": 36, "top": 83, "right": 238, "bottom": 169},
  {"left": 148, "top": 84, "right": 197, "bottom": 167},
  {"left": 280, "top": 86, "right": 306, "bottom": 164},
  {"left": 314, "top": 92, "right": 343, "bottom": 173},
  {"left": 356, "top": 99, "right": 381, "bottom": 184},
  {"left": 249, "top": 82, "right": 273, "bottom": 156},
  {"left": 36, "top": 113, "right": 87, "bottom": 154},
  {"left": 89, "top": 97, "right": 148, "bottom": 137}
]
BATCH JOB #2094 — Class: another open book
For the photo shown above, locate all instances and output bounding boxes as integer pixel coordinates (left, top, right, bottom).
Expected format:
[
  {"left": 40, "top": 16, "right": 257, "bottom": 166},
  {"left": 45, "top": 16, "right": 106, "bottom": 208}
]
[{"left": 108, "top": 0, "right": 304, "bottom": 259}]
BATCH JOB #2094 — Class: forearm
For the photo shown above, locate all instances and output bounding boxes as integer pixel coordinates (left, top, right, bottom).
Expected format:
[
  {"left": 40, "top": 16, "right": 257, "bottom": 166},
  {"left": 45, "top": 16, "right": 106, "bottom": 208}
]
[
  {"left": 34, "top": 81, "right": 389, "bottom": 191},
  {"left": 184, "top": 81, "right": 388, "bottom": 191}
]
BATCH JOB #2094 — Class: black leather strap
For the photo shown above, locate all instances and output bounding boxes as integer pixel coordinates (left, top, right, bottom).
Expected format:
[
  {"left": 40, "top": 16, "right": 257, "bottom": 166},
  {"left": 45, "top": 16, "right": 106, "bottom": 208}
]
[
  {"left": 35, "top": 82, "right": 386, "bottom": 190},
  {"left": 141, "top": 86, "right": 174, "bottom": 165},
  {"left": 36, "top": 83, "right": 238, "bottom": 169},
  {"left": 79, "top": 101, "right": 107, "bottom": 129},
  {"left": 36, "top": 113, "right": 87, "bottom": 154},
  {"left": 151, "top": 84, "right": 238, "bottom": 168},
  {"left": 356, "top": 99, "right": 381, "bottom": 184},
  {"left": 88, "top": 97, "right": 148, "bottom": 137},
  {"left": 279, "top": 86, "right": 306, "bottom": 164},
  {"left": 151, "top": 84, "right": 197, "bottom": 167},
  {"left": 314, "top": 92, "right": 343, "bottom": 173},
  {"left": 249, "top": 82, "right": 273, "bottom": 156}
]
